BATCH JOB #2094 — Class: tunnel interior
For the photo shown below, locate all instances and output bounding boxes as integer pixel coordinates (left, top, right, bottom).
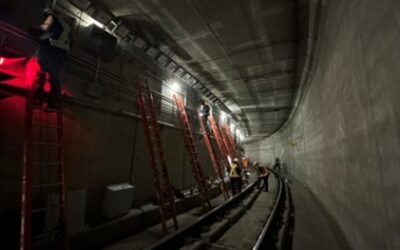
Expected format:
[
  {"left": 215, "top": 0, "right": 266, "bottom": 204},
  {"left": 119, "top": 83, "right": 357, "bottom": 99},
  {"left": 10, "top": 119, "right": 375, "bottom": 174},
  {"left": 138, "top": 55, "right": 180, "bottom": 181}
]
[{"left": 1, "top": 0, "right": 400, "bottom": 250}]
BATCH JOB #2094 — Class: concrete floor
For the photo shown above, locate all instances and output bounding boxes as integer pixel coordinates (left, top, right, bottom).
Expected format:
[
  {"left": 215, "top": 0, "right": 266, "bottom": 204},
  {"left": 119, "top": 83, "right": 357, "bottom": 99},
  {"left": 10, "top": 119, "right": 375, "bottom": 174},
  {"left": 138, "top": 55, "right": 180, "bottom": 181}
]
[{"left": 291, "top": 181, "right": 351, "bottom": 250}]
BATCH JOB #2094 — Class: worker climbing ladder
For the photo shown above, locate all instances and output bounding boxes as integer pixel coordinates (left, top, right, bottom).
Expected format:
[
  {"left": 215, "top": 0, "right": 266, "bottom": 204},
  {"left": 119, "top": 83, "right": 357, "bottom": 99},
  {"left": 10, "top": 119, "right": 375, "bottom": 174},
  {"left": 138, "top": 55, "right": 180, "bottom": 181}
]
[
  {"left": 20, "top": 73, "right": 68, "bottom": 250},
  {"left": 198, "top": 113, "right": 230, "bottom": 200},
  {"left": 136, "top": 80, "right": 178, "bottom": 233},
  {"left": 173, "top": 95, "right": 212, "bottom": 209}
]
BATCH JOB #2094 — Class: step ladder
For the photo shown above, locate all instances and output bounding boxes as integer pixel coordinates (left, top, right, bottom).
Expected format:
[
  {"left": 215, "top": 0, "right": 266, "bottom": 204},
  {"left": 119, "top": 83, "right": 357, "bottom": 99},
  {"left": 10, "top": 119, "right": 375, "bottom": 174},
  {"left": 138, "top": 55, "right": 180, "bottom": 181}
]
[
  {"left": 20, "top": 74, "right": 68, "bottom": 250},
  {"left": 173, "top": 95, "right": 212, "bottom": 209},
  {"left": 198, "top": 113, "right": 230, "bottom": 200},
  {"left": 136, "top": 80, "right": 178, "bottom": 233}
]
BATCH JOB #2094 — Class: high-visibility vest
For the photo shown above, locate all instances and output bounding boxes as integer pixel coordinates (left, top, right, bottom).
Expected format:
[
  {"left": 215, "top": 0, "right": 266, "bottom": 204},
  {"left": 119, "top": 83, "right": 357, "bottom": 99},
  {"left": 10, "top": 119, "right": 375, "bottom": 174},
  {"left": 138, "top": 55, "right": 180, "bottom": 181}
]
[
  {"left": 41, "top": 14, "right": 71, "bottom": 51},
  {"left": 229, "top": 163, "right": 240, "bottom": 178}
]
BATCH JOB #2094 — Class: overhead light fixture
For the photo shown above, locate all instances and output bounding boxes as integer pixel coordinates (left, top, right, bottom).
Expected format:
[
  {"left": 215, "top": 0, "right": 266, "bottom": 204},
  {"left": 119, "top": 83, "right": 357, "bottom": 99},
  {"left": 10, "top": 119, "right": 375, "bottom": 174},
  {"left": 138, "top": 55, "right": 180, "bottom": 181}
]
[
  {"left": 156, "top": 53, "right": 169, "bottom": 66},
  {"left": 92, "top": 9, "right": 113, "bottom": 25},
  {"left": 124, "top": 34, "right": 135, "bottom": 43},
  {"left": 133, "top": 37, "right": 147, "bottom": 49},
  {"left": 182, "top": 73, "right": 191, "bottom": 81},
  {"left": 192, "top": 81, "right": 200, "bottom": 88},
  {"left": 70, "top": 0, "right": 91, "bottom": 10},
  {"left": 115, "top": 24, "right": 130, "bottom": 37},
  {"left": 107, "top": 20, "right": 118, "bottom": 32},
  {"left": 85, "top": 5, "right": 96, "bottom": 15},
  {"left": 74, "top": 6, "right": 103, "bottom": 28},
  {"left": 159, "top": 44, "right": 174, "bottom": 57},
  {"left": 166, "top": 61, "right": 177, "bottom": 72},
  {"left": 188, "top": 78, "right": 197, "bottom": 86},
  {"left": 174, "top": 67, "right": 185, "bottom": 77},
  {"left": 146, "top": 47, "right": 159, "bottom": 58}
]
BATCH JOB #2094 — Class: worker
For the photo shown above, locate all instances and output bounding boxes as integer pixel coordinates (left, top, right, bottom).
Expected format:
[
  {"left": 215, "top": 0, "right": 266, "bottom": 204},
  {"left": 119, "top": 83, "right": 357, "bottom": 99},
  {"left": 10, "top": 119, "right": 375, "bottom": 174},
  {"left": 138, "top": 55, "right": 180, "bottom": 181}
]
[
  {"left": 228, "top": 158, "right": 242, "bottom": 195},
  {"left": 241, "top": 156, "right": 249, "bottom": 186},
  {"left": 199, "top": 100, "right": 210, "bottom": 134},
  {"left": 252, "top": 161, "right": 258, "bottom": 170},
  {"left": 241, "top": 157, "right": 249, "bottom": 169},
  {"left": 33, "top": 8, "right": 71, "bottom": 110},
  {"left": 258, "top": 167, "right": 270, "bottom": 192},
  {"left": 273, "top": 157, "right": 281, "bottom": 173},
  {"left": 254, "top": 162, "right": 263, "bottom": 188},
  {"left": 242, "top": 168, "right": 250, "bottom": 186}
]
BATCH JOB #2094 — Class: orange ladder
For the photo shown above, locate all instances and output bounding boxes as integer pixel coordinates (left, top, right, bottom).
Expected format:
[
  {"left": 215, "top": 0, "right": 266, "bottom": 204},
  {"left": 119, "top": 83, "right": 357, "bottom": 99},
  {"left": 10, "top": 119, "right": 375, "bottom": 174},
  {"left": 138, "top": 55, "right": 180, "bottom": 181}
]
[
  {"left": 173, "top": 95, "right": 212, "bottom": 209},
  {"left": 198, "top": 113, "right": 230, "bottom": 200},
  {"left": 208, "top": 115, "right": 232, "bottom": 165},
  {"left": 219, "top": 125, "right": 235, "bottom": 159},
  {"left": 20, "top": 73, "right": 68, "bottom": 250},
  {"left": 136, "top": 80, "right": 178, "bottom": 233},
  {"left": 222, "top": 125, "right": 242, "bottom": 163}
]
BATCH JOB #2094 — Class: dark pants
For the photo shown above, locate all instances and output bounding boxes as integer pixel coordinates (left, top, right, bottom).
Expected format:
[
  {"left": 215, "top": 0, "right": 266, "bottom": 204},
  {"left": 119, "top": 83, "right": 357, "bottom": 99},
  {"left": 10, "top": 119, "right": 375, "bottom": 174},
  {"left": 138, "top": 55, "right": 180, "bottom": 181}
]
[
  {"left": 37, "top": 44, "right": 66, "bottom": 104},
  {"left": 230, "top": 177, "right": 242, "bottom": 195},
  {"left": 258, "top": 175, "right": 269, "bottom": 192}
]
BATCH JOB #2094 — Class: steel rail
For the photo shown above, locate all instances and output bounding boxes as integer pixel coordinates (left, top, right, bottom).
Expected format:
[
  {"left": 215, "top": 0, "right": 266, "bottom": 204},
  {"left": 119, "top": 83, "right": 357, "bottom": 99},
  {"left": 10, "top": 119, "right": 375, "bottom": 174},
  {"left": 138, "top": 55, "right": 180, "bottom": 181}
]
[
  {"left": 145, "top": 179, "right": 258, "bottom": 250},
  {"left": 253, "top": 173, "right": 284, "bottom": 250}
]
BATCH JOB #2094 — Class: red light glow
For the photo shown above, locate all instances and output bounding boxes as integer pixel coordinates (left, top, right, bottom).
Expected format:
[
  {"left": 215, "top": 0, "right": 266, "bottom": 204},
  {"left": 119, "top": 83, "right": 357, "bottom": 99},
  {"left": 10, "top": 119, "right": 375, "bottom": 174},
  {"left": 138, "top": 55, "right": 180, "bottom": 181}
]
[
  {"left": 0, "top": 56, "right": 40, "bottom": 90},
  {"left": 1, "top": 56, "right": 70, "bottom": 96}
]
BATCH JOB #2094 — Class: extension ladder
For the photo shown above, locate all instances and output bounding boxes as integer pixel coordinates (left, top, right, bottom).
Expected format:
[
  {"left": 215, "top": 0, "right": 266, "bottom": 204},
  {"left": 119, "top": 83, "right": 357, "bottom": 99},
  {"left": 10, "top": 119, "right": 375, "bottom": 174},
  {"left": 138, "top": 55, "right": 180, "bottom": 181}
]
[
  {"left": 222, "top": 125, "right": 242, "bottom": 165},
  {"left": 20, "top": 73, "right": 68, "bottom": 250},
  {"left": 198, "top": 113, "right": 230, "bottom": 200},
  {"left": 219, "top": 124, "right": 236, "bottom": 159},
  {"left": 208, "top": 115, "right": 232, "bottom": 165},
  {"left": 173, "top": 95, "right": 212, "bottom": 209},
  {"left": 136, "top": 80, "right": 178, "bottom": 233}
]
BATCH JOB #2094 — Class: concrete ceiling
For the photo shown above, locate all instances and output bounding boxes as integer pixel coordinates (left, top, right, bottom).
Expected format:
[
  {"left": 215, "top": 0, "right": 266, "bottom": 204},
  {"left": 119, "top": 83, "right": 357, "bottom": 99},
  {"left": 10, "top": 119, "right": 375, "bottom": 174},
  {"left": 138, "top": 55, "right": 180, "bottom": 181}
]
[{"left": 100, "top": 0, "right": 310, "bottom": 142}]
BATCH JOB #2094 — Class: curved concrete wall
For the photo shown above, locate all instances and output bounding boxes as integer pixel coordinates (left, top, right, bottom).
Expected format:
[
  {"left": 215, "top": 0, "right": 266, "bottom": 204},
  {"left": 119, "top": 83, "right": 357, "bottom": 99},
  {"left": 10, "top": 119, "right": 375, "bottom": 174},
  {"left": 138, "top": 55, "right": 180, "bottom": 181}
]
[{"left": 246, "top": 1, "right": 400, "bottom": 249}]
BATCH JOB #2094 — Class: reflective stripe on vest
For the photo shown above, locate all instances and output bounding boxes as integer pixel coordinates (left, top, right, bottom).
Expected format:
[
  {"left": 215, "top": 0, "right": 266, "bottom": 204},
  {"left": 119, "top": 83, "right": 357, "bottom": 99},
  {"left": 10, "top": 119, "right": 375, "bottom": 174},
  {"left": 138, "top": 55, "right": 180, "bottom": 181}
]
[{"left": 229, "top": 164, "right": 239, "bottom": 178}]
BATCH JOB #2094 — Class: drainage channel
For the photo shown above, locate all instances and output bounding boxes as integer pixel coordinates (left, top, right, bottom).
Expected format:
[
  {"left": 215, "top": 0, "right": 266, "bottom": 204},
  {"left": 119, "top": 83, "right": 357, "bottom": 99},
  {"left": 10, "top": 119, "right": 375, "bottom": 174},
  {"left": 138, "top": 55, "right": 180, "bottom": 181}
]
[{"left": 145, "top": 172, "right": 292, "bottom": 250}]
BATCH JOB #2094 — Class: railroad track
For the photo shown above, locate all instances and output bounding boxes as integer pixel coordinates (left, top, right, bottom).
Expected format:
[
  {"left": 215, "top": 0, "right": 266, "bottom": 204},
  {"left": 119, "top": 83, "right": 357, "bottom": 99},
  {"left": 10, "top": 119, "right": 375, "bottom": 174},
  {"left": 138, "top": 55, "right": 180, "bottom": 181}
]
[{"left": 145, "top": 172, "right": 293, "bottom": 250}]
